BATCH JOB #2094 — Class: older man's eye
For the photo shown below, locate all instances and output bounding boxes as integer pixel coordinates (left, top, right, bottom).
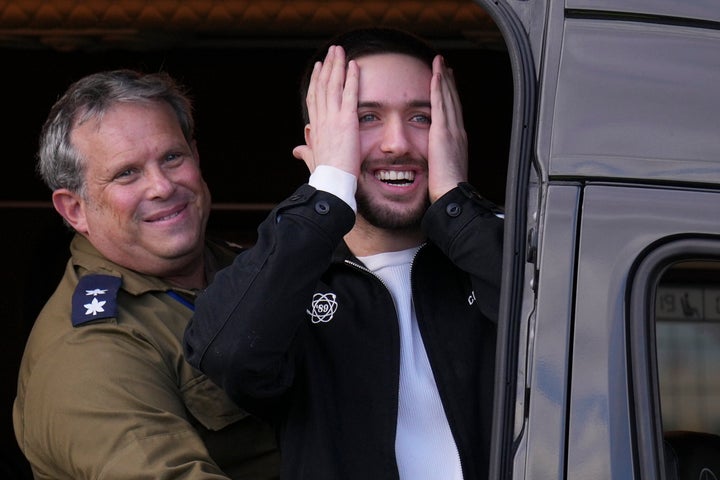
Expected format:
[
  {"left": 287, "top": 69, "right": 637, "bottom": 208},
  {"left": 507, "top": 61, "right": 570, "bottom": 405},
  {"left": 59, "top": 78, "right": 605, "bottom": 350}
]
[
  {"left": 165, "top": 153, "right": 189, "bottom": 165},
  {"left": 115, "top": 168, "right": 137, "bottom": 179}
]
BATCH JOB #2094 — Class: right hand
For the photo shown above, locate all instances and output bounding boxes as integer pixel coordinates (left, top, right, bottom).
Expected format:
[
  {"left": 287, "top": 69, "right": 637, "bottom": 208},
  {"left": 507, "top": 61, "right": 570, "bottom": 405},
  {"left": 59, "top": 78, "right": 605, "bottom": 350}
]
[{"left": 292, "top": 46, "right": 361, "bottom": 177}]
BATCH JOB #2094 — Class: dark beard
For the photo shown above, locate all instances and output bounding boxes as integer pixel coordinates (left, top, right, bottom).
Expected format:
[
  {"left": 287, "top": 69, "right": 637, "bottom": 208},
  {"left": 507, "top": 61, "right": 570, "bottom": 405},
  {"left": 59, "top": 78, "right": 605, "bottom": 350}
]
[{"left": 355, "top": 187, "right": 430, "bottom": 230}]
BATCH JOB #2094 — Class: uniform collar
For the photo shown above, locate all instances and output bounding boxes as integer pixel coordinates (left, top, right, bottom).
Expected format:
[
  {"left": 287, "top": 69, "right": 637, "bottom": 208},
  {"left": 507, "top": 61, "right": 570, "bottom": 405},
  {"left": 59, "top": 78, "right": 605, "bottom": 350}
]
[{"left": 69, "top": 233, "right": 237, "bottom": 297}]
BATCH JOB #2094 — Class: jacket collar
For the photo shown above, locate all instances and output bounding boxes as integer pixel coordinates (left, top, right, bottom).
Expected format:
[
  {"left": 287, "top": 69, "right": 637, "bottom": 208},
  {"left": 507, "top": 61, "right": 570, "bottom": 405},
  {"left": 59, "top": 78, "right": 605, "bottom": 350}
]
[
  {"left": 331, "top": 239, "right": 431, "bottom": 267},
  {"left": 331, "top": 240, "right": 358, "bottom": 265}
]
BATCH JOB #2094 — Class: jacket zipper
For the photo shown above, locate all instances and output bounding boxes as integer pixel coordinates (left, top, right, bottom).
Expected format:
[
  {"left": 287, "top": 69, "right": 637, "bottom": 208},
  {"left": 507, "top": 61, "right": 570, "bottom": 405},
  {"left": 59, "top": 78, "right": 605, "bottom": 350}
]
[
  {"left": 345, "top": 246, "right": 468, "bottom": 479},
  {"left": 406, "top": 245, "right": 467, "bottom": 480}
]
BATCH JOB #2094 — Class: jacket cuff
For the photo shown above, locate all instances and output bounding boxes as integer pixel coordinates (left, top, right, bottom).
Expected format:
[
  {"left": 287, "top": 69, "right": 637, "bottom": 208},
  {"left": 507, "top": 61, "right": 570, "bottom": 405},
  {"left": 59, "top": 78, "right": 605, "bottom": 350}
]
[
  {"left": 274, "top": 184, "right": 356, "bottom": 240},
  {"left": 421, "top": 183, "right": 502, "bottom": 253},
  {"left": 308, "top": 165, "right": 358, "bottom": 212}
]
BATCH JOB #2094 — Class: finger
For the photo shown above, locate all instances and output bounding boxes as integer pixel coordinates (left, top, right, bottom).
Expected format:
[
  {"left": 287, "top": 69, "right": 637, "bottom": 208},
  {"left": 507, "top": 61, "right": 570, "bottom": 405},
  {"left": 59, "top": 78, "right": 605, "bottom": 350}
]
[
  {"left": 292, "top": 145, "right": 315, "bottom": 172},
  {"left": 431, "top": 56, "right": 448, "bottom": 129},
  {"left": 292, "top": 145, "right": 305, "bottom": 160},
  {"left": 433, "top": 55, "right": 465, "bottom": 137},
  {"left": 443, "top": 65, "right": 465, "bottom": 130},
  {"left": 327, "top": 46, "right": 347, "bottom": 111},
  {"left": 342, "top": 59, "right": 359, "bottom": 118},
  {"left": 315, "top": 46, "right": 337, "bottom": 120},
  {"left": 312, "top": 46, "right": 347, "bottom": 127},
  {"left": 306, "top": 61, "right": 322, "bottom": 126}
]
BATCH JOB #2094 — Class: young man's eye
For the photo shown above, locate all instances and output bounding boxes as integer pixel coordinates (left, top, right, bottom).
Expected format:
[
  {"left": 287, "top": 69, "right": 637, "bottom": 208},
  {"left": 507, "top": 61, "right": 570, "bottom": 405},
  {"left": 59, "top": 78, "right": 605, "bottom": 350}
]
[
  {"left": 411, "top": 114, "right": 432, "bottom": 124},
  {"left": 358, "top": 113, "right": 378, "bottom": 123}
]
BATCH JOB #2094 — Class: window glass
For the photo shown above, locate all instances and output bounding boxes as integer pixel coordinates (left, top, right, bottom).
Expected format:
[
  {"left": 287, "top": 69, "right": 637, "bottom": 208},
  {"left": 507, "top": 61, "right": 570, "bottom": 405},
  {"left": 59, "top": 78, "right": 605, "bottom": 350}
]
[{"left": 655, "top": 260, "right": 720, "bottom": 434}]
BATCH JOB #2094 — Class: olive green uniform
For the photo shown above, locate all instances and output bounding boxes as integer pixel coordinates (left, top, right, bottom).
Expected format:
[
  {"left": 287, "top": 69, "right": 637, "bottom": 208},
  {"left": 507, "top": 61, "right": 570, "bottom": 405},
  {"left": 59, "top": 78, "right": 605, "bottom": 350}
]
[{"left": 13, "top": 234, "right": 279, "bottom": 479}]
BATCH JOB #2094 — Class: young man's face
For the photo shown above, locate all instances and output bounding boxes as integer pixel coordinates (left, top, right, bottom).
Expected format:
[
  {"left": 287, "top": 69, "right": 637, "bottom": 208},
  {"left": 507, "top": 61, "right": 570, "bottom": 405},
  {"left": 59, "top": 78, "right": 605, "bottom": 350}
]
[
  {"left": 354, "top": 53, "right": 433, "bottom": 230},
  {"left": 67, "top": 101, "right": 210, "bottom": 278}
]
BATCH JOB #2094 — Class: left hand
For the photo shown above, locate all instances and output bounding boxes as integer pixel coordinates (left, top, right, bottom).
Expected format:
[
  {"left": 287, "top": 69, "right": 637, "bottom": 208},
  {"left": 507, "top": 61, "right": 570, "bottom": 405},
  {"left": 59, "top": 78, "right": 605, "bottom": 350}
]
[{"left": 427, "top": 55, "right": 468, "bottom": 203}]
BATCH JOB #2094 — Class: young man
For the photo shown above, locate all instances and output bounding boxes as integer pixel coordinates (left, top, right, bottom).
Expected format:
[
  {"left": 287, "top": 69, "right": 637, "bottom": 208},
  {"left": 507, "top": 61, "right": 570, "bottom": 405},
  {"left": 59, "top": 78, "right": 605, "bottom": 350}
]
[
  {"left": 13, "top": 70, "right": 279, "bottom": 479},
  {"left": 184, "top": 28, "right": 503, "bottom": 479}
]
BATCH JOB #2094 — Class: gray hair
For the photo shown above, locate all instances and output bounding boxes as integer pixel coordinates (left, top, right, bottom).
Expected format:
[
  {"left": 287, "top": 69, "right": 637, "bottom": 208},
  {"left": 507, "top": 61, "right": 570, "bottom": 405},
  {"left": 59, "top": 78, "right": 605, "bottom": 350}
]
[{"left": 37, "top": 70, "right": 195, "bottom": 194}]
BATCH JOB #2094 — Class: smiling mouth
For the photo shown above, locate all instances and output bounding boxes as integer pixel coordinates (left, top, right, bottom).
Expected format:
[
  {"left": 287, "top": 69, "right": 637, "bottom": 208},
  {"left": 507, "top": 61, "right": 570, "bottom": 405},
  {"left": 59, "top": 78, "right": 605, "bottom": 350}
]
[
  {"left": 155, "top": 211, "right": 181, "bottom": 222},
  {"left": 375, "top": 170, "right": 416, "bottom": 186},
  {"left": 147, "top": 205, "right": 185, "bottom": 223}
]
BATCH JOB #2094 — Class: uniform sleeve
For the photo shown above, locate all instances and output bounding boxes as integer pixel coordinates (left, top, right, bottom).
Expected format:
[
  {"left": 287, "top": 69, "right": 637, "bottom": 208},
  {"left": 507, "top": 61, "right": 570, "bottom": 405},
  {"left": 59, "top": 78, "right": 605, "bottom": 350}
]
[
  {"left": 184, "top": 185, "right": 355, "bottom": 416},
  {"left": 421, "top": 183, "right": 504, "bottom": 322},
  {"left": 15, "top": 324, "right": 232, "bottom": 480}
]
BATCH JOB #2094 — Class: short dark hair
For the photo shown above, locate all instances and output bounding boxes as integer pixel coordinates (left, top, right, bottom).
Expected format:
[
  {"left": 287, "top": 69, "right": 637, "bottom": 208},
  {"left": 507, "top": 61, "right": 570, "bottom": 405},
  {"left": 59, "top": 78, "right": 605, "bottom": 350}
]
[{"left": 299, "top": 27, "right": 439, "bottom": 123}]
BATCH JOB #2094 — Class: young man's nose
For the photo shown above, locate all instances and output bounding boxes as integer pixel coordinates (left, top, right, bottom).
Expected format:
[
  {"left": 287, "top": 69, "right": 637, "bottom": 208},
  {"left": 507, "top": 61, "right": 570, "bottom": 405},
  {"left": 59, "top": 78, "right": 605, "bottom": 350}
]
[{"left": 380, "top": 118, "right": 411, "bottom": 155}]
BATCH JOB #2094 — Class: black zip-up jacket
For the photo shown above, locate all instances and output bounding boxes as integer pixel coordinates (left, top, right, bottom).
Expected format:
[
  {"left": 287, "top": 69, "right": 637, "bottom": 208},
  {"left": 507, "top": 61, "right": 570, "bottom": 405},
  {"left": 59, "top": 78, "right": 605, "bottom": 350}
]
[{"left": 184, "top": 183, "right": 503, "bottom": 480}]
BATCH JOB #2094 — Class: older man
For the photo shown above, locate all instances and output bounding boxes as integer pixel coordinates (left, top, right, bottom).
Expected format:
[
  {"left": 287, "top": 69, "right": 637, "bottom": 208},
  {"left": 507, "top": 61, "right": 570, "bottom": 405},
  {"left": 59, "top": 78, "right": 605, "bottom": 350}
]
[{"left": 13, "top": 70, "right": 279, "bottom": 479}]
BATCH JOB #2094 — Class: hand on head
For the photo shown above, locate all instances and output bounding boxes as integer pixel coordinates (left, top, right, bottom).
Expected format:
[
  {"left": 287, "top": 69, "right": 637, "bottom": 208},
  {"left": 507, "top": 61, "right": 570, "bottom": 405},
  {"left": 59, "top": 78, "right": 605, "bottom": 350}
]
[
  {"left": 427, "top": 55, "right": 468, "bottom": 202},
  {"left": 293, "top": 46, "right": 361, "bottom": 177}
]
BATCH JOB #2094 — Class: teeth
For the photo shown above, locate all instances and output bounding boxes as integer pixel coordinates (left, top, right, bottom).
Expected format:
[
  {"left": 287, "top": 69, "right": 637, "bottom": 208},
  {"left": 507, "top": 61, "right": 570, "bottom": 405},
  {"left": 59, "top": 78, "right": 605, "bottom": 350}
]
[
  {"left": 156, "top": 211, "right": 180, "bottom": 222},
  {"left": 375, "top": 170, "right": 415, "bottom": 182}
]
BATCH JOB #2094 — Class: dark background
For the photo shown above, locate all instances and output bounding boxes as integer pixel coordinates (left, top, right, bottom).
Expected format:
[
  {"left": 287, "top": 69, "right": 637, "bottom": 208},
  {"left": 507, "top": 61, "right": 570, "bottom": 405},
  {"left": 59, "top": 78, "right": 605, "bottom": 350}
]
[{"left": 0, "top": 39, "right": 511, "bottom": 477}]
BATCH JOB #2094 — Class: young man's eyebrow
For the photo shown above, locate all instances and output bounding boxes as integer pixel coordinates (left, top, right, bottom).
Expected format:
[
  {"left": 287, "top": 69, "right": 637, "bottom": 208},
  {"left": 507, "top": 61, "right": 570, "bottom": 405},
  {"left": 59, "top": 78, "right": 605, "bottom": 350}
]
[
  {"left": 357, "top": 100, "right": 431, "bottom": 109},
  {"left": 358, "top": 101, "right": 381, "bottom": 109},
  {"left": 409, "top": 100, "right": 431, "bottom": 109}
]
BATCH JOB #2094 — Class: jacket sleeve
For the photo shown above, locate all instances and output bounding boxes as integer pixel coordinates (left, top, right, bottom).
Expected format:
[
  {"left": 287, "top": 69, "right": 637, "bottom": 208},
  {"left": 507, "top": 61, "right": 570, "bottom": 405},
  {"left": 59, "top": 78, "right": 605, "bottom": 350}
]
[
  {"left": 421, "top": 183, "right": 504, "bottom": 322},
  {"left": 184, "top": 185, "right": 355, "bottom": 414}
]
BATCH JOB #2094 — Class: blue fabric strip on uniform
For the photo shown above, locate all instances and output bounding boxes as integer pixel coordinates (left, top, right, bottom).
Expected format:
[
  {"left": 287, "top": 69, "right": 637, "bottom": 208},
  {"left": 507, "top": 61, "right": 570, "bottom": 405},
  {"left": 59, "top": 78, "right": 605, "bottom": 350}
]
[{"left": 167, "top": 290, "right": 195, "bottom": 311}]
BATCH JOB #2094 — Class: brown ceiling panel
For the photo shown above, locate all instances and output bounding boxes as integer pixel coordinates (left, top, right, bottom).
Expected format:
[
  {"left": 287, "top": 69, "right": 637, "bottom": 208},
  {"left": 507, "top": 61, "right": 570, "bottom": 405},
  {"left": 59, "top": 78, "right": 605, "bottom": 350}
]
[{"left": 0, "top": 0, "right": 501, "bottom": 51}]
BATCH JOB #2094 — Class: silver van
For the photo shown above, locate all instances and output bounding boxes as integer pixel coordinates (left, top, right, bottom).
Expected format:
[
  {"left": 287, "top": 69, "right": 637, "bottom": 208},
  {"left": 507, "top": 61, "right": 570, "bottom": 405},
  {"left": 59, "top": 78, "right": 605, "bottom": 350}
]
[{"left": 486, "top": 1, "right": 720, "bottom": 478}]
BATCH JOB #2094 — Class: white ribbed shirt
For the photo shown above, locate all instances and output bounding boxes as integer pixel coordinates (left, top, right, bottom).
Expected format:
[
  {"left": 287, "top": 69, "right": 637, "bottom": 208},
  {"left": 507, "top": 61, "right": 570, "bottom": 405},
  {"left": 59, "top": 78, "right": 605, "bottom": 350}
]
[{"left": 358, "top": 249, "right": 463, "bottom": 480}]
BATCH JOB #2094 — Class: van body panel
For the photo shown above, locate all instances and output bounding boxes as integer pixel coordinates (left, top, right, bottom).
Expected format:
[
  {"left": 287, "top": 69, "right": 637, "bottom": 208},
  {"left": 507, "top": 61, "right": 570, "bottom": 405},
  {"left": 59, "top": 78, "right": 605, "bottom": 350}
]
[
  {"left": 550, "top": 20, "right": 720, "bottom": 183},
  {"left": 565, "top": 185, "right": 720, "bottom": 478},
  {"left": 566, "top": 0, "right": 720, "bottom": 23},
  {"left": 492, "top": 0, "right": 720, "bottom": 478},
  {"left": 521, "top": 184, "right": 580, "bottom": 480}
]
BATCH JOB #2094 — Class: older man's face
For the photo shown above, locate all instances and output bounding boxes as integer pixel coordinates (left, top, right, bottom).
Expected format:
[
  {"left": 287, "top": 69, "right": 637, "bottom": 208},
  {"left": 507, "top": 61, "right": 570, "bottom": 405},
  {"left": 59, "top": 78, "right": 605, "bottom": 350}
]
[{"left": 69, "top": 101, "right": 210, "bottom": 279}]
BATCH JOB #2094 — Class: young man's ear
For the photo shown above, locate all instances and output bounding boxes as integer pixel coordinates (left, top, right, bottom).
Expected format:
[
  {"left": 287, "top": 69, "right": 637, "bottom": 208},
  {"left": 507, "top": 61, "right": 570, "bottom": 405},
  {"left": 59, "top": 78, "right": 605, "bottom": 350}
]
[
  {"left": 52, "top": 189, "right": 88, "bottom": 234},
  {"left": 292, "top": 124, "right": 314, "bottom": 169},
  {"left": 304, "top": 124, "right": 312, "bottom": 146}
]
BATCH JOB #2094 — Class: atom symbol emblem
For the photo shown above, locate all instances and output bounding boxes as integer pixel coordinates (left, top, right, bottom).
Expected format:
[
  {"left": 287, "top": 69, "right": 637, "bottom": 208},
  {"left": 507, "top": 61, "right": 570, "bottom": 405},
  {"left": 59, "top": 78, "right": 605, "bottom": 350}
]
[{"left": 307, "top": 292, "right": 338, "bottom": 323}]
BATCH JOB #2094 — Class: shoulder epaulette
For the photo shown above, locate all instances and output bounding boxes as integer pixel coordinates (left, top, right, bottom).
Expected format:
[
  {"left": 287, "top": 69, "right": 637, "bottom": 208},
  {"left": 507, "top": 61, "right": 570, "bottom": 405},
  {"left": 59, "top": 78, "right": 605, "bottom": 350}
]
[{"left": 71, "top": 274, "right": 122, "bottom": 327}]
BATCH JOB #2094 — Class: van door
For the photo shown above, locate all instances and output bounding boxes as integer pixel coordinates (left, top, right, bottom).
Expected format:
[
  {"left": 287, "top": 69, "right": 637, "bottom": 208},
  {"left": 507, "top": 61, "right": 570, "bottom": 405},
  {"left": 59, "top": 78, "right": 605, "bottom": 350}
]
[{"left": 485, "top": 0, "right": 720, "bottom": 478}]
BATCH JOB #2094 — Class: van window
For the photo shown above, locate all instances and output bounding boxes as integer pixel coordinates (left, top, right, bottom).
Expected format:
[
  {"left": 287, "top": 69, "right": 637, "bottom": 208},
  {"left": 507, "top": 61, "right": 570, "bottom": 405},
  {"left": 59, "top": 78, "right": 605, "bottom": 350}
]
[{"left": 655, "top": 260, "right": 720, "bottom": 435}]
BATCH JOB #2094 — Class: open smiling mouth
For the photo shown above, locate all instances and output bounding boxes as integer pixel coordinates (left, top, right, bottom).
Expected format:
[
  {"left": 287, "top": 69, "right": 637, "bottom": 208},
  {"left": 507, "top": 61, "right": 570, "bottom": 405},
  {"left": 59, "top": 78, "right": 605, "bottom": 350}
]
[{"left": 375, "top": 170, "right": 416, "bottom": 187}]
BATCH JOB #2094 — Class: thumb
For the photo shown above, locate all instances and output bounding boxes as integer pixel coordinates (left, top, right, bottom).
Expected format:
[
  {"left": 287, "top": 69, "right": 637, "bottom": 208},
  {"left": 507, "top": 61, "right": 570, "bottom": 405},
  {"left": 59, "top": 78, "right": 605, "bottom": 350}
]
[{"left": 292, "top": 145, "right": 315, "bottom": 172}]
